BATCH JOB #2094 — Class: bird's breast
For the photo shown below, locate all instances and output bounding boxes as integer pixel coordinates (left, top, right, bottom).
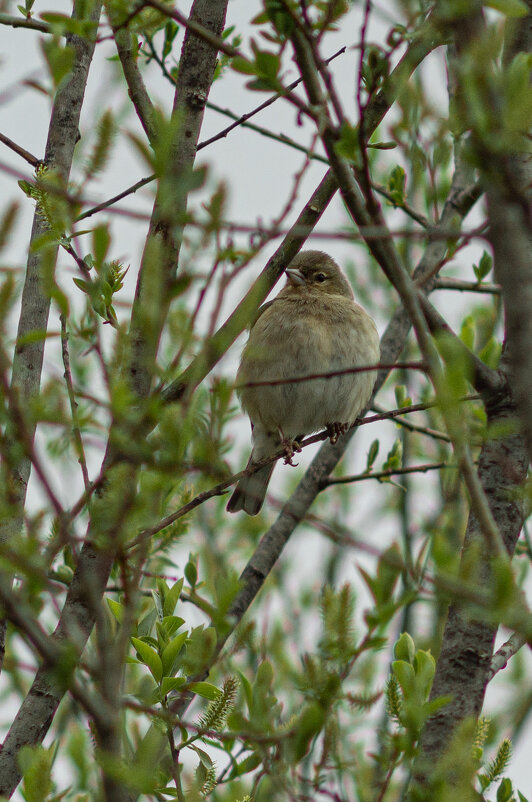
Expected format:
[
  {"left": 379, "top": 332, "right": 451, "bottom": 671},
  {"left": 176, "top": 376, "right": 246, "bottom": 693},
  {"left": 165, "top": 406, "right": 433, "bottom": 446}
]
[{"left": 237, "top": 295, "right": 379, "bottom": 438}]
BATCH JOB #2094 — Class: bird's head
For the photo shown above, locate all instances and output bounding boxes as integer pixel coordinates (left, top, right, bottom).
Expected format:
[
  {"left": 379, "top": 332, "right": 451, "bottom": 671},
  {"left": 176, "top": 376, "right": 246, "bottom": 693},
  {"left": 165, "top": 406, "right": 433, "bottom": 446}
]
[{"left": 284, "top": 251, "right": 354, "bottom": 299}]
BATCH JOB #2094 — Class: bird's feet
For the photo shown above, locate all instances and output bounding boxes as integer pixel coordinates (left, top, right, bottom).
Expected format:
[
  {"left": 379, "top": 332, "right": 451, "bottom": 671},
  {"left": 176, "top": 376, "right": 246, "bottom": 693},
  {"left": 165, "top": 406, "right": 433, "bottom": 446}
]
[
  {"left": 326, "top": 422, "right": 350, "bottom": 444},
  {"left": 278, "top": 428, "right": 302, "bottom": 466}
]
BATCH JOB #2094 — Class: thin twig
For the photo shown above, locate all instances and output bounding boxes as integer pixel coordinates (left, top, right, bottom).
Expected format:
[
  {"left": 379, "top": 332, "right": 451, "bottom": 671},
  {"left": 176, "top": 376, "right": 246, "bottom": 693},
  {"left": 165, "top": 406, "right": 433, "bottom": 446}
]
[
  {"left": 0, "top": 132, "right": 41, "bottom": 168},
  {"left": 371, "top": 403, "right": 452, "bottom": 443},
  {"left": 112, "top": 25, "right": 157, "bottom": 144},
  {"left": 0, "top": 12, "right": 50, "bottom": 32},
  {"left": 324, "top": 461, "right": 454, "bottom": 487},
  {"left": 60, "top": 315, "right": 91, "bottom": 491},
  {"left": 236, "top": 360, "right": 426, "bottom": 390},
  {"left": 75, "top": 175, "right": 154, "bottom": 222},
  {"left": 143, "top": 0, "right": 241, "bottom": 58},
  {"left": 487, "top": 632, "right": 529, "bottom": 682},
  {"left": 0, "top": 347, "right": 66, "bottom": 524},
  {"left": 373, "top": 183, "right": 429, "bottom": 228},
  {"left": 434, "top": 277, "right": 500, "bottom": 294}
]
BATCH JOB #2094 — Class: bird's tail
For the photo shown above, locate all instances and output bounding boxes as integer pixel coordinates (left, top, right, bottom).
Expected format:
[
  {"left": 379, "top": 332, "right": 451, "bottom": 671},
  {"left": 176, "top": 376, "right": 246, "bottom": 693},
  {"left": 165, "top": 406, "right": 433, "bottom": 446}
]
[{"left": 226, "top": 461, "right": 275, "bottom": 515}]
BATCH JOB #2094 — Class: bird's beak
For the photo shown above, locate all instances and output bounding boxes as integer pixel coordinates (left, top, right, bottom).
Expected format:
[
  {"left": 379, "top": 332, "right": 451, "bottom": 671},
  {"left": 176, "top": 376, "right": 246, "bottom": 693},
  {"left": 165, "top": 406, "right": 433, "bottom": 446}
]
[{"left": 285, "top": 268, "right": 305, "bottom": 286}]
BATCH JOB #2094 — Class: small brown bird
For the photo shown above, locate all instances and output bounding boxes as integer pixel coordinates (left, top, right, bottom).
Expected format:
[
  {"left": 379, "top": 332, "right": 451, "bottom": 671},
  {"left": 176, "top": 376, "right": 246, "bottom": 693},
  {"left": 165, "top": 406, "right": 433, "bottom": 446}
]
[{"left": 226, "top": 251, "right": 380, "bottom": 515}]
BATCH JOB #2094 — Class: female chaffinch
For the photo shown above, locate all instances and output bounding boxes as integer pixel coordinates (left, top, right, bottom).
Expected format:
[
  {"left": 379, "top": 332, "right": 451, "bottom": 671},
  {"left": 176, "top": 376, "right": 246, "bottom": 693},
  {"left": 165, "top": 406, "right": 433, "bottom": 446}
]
[{"left": 227, "top": 250, "right": 380, "bottom": 515}]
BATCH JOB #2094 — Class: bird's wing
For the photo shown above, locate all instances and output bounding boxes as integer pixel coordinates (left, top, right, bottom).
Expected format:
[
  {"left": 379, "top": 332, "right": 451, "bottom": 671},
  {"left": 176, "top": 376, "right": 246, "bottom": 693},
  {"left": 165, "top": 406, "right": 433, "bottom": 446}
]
[{"left": 249, "top": 299, "right": 276, "bottom": 329}]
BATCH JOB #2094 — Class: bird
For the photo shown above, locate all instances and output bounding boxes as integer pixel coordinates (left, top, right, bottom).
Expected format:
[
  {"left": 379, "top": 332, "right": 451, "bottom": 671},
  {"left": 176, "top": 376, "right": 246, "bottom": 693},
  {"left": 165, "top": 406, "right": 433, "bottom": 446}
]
[{"left": 226, "top": 250, "right": 380, "bottom": 515}]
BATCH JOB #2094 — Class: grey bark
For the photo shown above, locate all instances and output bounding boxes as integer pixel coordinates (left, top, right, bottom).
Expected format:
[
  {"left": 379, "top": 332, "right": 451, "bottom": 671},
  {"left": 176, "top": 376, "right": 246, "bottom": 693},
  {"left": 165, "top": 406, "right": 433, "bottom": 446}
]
[{"left": 0, "top": 0, "right": 103, "bottom": 668}]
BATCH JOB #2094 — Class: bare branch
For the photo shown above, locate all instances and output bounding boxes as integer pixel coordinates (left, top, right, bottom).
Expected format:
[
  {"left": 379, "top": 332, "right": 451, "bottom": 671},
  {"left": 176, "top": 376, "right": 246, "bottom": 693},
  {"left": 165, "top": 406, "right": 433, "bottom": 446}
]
[
  {"left": 487, "top": 632, "right": 529, "bottom": 682},
  {"left": 0, "top": 12, "right": 50, "bottom": 33},
  {"left": 0, "top": 131, "right": 41, "bottom": 168},
  {"left": 434, "top": 277, "right": 501, "bottom": 294},
  {"left": 112, "top": 25, "right": 157, "bottom": 144},
  {"left": 325, "top": 461, "right": 454, "bottom": 486}
]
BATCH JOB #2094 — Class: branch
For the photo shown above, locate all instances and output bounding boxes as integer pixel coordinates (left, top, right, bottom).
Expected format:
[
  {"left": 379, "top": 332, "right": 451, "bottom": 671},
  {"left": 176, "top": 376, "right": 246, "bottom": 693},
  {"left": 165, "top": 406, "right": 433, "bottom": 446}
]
[
  {"left": 416, "top": 291, "right": 506, "bottom": 402},
  {"left": 487, "top": 632, "right": 529, "bottom": 682},
  {"left": 371, "top": 402, "right": 452, "bottom": 443},
  {"left": 434, "top": 277, "right": 501, "bottom": 294},
  {"left": 75, "top": 174, "right": 154, "bottom": 222},
  {"left": 0, "top": 12, "right": 50, "bottom": 33},
  {"left": 236, "top": 360, "right": 426, "bottom": 390},
  {"left": 60, "top": 315, "right": 90, "bottom": 491},
  {"left": 143, "top": 0, "right": 239, "bottom": 58},
  {"left": 112, "top": 25, "right": 157, "bottom": 144},
  {"left": 132, "top": 398, "right": 460, "bottom": 544},
  {"left": 325, "top": 461, "right": 454, "bottom": 486},
  {"left": 0, "top": 131, "right": 41, "bottom": 168}
]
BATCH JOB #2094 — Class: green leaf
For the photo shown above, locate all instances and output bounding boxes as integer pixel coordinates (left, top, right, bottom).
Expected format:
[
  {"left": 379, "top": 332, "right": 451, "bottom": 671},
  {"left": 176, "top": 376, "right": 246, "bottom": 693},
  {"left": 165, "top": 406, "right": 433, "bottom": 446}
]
[
  {"left": 368, "top": 140, "right": 397, "bottom": 149},
  {"left": 156, "top": 621, "right": 170, "bottom": 651},
  {"left": 460, "top": 315, "right": 475, "bottom": 350},
  {"left": 287, "top": 702, "right": 325, "bottom": 762},
  {"left": 162, "top": 20, "right": 179, "bottom": 59},
  {"left": 181, "top": 626, "right": 216, "bottom": 675},
  {"left": 392, "top": 659, "right": 415, "bottom": 697},
  {"left": 485, "top": 0, "right": 528, "bottom": 16},
  {"left": 190, "top": 744, "right": 213, "bottom": 768},
  {"left": 231, "top": 56, "right": 256, "bottom": 75},
  {"left": 19, "top": 745, "right": 55, "bottom": 802},
  {"left": 394, "top": 384, "right": 411, "bottom": 408},
  {"left": 15, "top": 329, "right": 59, "bottom": 348},
  {"left": 41, "top": 38, "right": 75, "bottom": 88},
  {"left": 228, "top": 752, "right": 262, "bottom": 778},
  {"left": 152, "top": 588, "right": 164, "bottom": 620},
  {"left": 161, "top": 615, "right": 186, "bottom": 637},
  {"left": 107, "top": 598, "right": 124, "bottom": 624},
  {"left": 92, "top": 224, "right": 110, "bottom": 268},
  {"left": 473, "top": 250, "right": 492, "bottom": 282},
  {"left": 161, "top": 631, "right": 188, "bottom": 676},
  {"left": 185, "top": 558, "right": 198, "bottom": 587},
  {"left": 40, "top": 12, "right": 97, "bottom": 37},
  {"left": 496, "top": 777, "right": 514, "bottom": 802},
  {"left": 187, "top": 681, "right": 222, "bottom": 701},
  {"left": 255, "top": 49, "right": 280, "bottom": 81},
  {"left": 382, "top": 439, "right": 402, "bottom": 474},
  {"left": 131, "top": 637, "right": 163, "bottom": 683},
  {"left": 163, "top": 578, "right": 184, "bottom": 616},
  {"left": 137, "top": 607, "right": 157, "bottom": 637},
  {"left": 335, "top": 121, "right": 360, "bottom": 164},
  {"left": 237, "top": 670, "right": 253, "bottom": 711},
  {"left": 394, "top": 632, "right": 415, "bottom": 664},
  {"left": 413, "top": 649, "right": 435, "bottom": 699},
  {"left": 366, "top": 439, "right": 379, "bottom": 471},
  {"left": 161, "top": 676, "right": 186, "bottom": 696},
  {"left": 73, "top": 277, "right": 90, "bottom": 294}
]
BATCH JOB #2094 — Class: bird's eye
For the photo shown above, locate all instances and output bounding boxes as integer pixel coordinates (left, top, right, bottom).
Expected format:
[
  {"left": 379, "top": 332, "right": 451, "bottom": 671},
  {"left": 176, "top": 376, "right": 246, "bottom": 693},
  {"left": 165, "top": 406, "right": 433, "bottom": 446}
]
[{"left": 315, "top": 272, "right": 327, "bottom": 282}]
